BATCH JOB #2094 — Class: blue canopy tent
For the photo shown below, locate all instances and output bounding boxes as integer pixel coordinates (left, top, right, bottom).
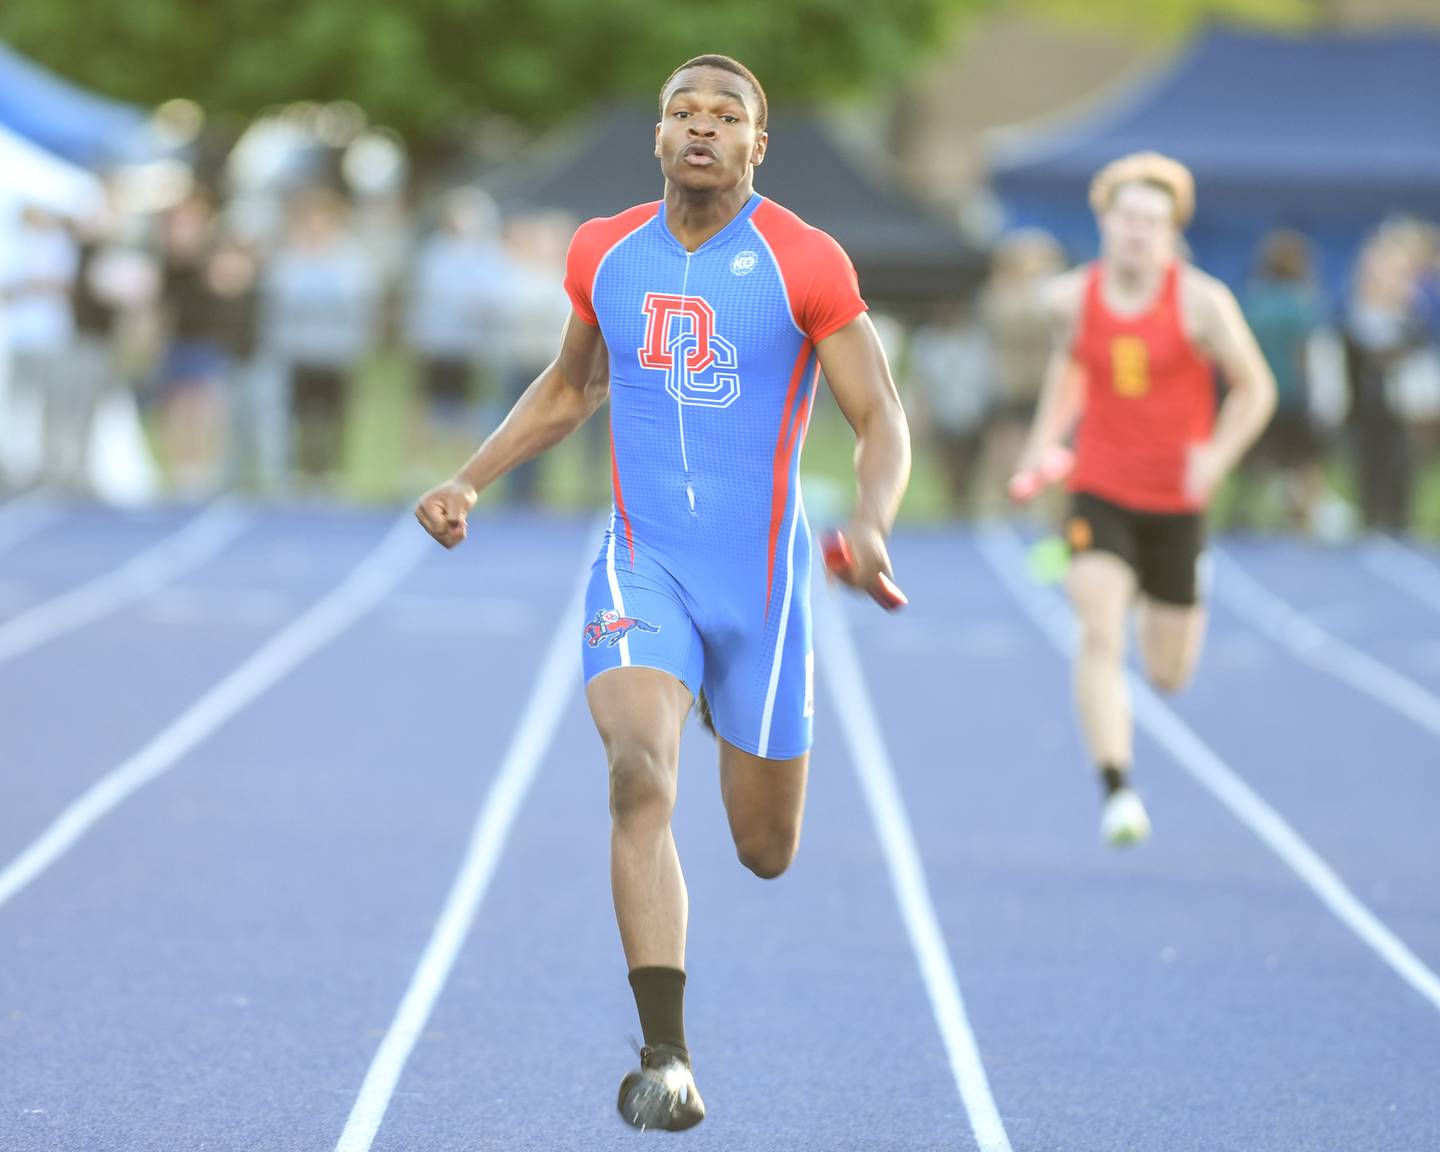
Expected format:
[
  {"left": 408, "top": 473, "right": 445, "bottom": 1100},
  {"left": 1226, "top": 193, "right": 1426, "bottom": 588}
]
[
  {"left": 987, "top": 28, "right": 1440, "bottom": 299},
  {"left": 0, "top": 41, "right": 153, "bottom": 168}
]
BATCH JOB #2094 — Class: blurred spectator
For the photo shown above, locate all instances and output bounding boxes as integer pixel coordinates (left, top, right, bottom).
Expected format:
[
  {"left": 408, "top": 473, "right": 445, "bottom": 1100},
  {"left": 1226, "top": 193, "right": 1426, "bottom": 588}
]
[
  {"left": 261, "top": 188, "right": 380, "bottom": 484},
  {"left": 1388, "top": 224, "right": 1440, "bottom": 517},
  {"left": 0, "top": 205, "right": 78, "bottom": 488},
  {"left": 82, "top": 229, "right": 165, "bottom": 507},
  {"left": 154, "top": 190, "right": 233, "bottom": 495},
  {"left": 980, "top": 229, "right": 1065, "bottom": 513},
  {"left": 1238, "top": 230, "right": 1328, "bottom": 532},
  {"left": 405, "top": 188, "right": 510, "bottom": 459},
  {"left": 65, "top": 210, "right": 126, "bottom": 493},
  {"left": 1413, "top": 227, "right": 1440, "bottom": 352},
  {"left": 205, "top": 231, "right": 262, "bottom": 489},
  {"left": 905, "top": 298, "right": 993, "bottom": 516},
  {"left": 1342, "top": 226, "right": 1427, "bottom": 534},
  {"left": 498, "top": 211, "right": 575, "bottom": 504}
]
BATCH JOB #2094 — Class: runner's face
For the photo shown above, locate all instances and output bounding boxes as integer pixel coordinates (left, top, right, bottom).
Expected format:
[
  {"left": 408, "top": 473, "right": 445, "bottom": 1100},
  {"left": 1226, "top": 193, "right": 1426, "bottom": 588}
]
[
  {"left": 1101, "top": 182, "right": 1177, "bottom": 273},
  {"left": 656, "top": 68, "right": 766, "bottom": 193}
]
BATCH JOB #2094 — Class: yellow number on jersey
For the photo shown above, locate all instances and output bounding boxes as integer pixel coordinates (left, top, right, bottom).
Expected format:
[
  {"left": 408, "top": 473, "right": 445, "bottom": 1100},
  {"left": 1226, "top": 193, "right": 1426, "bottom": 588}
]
[{"left": 1111, "top": 336, "right": 1150, "bottom": 398}]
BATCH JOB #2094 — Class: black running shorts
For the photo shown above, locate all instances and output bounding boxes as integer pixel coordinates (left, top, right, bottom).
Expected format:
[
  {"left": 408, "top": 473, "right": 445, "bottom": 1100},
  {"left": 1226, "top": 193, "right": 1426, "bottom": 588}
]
[{"left": 1065, "top": 491, "right": 1206, "bottom": 607}]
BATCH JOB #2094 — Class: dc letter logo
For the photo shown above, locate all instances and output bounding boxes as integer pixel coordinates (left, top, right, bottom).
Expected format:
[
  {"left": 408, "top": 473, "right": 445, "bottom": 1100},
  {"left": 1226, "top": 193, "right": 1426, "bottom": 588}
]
[{"left": 639, "top": 292, "right": 741, "bottom": 409}]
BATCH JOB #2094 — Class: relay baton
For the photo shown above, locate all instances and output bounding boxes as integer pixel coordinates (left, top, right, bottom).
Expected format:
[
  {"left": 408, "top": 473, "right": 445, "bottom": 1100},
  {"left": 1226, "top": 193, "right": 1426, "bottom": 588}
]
[
  {"left": 820, "top": 529, "right": 908, "bottom": 611},
  {"left": 1007, "top": 444, "right": 1075, "bottom": 504}
]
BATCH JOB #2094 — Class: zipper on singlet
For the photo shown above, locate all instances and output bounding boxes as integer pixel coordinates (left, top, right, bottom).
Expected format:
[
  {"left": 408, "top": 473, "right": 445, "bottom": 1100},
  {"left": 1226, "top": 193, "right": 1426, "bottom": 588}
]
[{"left": 676, "top": 249, "right": 697, "bottom": 517}]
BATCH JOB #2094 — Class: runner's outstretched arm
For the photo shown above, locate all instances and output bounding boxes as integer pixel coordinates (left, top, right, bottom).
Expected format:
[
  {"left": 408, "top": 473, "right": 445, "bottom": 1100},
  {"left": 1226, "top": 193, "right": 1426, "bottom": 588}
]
[
  {"left": 818, "top": 313, "right": 912, "bottom": 591},
  {"left": 415, "top": 310, "right": 609, "bottom": 548}
]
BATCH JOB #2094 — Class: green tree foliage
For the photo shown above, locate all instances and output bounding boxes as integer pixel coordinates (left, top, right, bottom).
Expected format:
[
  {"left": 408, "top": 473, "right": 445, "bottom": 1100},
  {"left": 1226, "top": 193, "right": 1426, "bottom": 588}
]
[
  {"left": 0, "top": 0, "right": 1314, "bottom": 142},
  {"left": 1017, "top": 0, "right": 1312, "bottom": 39},
  {"left": 0, "top": 0, "right": 975, "bottom": 139}
]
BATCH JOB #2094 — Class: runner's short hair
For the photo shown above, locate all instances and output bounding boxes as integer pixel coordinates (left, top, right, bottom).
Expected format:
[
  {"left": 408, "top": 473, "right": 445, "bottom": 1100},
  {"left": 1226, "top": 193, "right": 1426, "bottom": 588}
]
[
  {"left": 659, "top": 55, "right": 768, "bottom": 132},
  {"left": 1090, "top": 152, "right": 1195, "bottom": 228}
]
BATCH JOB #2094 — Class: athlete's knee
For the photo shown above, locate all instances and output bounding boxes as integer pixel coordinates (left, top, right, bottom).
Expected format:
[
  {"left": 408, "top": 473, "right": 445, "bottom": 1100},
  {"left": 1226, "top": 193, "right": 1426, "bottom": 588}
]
[
  {"left": 1140, "top": 618, "right": 1201, "bottom": 694},
  {"left": 1077, "top": 618, "right": 1125, "bottom": 662},
  {"left": 1145, "top": 660, "right": 1193, "bottom": 695},
  {"left": 733, "top": 824, "right": 800, "bottom": 880},
  {"left": 606, "top": 743, "right": 678, "bottom": 827}
]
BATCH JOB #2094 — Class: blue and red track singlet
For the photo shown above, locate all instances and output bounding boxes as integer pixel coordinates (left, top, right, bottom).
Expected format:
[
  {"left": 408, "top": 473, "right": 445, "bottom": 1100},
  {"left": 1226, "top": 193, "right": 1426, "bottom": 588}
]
[{"left": 566, "top": 193, "right": 866, "bottom": 758}]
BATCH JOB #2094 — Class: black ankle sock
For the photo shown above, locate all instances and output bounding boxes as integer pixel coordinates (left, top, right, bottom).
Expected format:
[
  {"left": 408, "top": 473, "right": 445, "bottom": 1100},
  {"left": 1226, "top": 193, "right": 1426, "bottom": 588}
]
[
  {"left": 628, "top": 966, "right": 688, "bottom": 1056},
  {"left": 1100, "top": 764, "right": 1129, "bottom": 798}
]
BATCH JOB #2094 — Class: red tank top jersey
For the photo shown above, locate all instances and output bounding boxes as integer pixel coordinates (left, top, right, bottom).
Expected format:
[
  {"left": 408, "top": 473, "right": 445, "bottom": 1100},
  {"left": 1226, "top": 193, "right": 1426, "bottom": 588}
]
[{"left": 1068, "top": 262, "right": 1216, "bottom": 513}]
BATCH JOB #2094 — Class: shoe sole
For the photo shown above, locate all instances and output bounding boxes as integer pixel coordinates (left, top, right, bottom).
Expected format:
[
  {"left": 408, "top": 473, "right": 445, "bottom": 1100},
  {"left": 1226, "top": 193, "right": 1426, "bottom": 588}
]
[
  {"left": 1104, "top": 820, "right": 1151, "bottom": 848},
  {"left": 618, "top": 1072, "right": 705, "bottom": 1132}
]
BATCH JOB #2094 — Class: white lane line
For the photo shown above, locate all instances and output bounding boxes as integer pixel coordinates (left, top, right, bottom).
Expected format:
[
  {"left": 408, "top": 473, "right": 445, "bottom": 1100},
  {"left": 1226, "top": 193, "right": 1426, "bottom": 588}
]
[
  {"left": 0, "top": 493, "right": 59, "bottom": 557},
  {"left": 1361, "top": 536, "right": 1440, "bottom": 617},
  {"left": 1211, "top": 546, "right": 1440, "bottom": 740},
  {"left": 977, "top": 523, "right": 1440, "bottom": 1015},
  {"left": 0, "top": 502, "right": 250, "bottom": 665},
  {"left": 333, "top": 559, "right": 588, "bottom": 1152},
  {"left": 816, "top": 585, "right": 1013, "bottom": 1152},
  {"left": 0, "top": 517, "right": 429, "bottom": 912}
]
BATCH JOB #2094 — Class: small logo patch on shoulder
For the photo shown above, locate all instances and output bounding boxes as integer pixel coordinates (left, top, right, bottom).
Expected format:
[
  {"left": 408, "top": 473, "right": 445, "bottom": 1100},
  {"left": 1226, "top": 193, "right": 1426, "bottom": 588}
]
[{"left": 730, "top": 250, "right": 758, "bottom": 276}]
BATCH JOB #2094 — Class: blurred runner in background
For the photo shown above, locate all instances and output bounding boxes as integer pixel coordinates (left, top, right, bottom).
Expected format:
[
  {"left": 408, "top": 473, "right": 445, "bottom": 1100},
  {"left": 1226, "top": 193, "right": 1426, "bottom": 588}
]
[{"left": 1014, "top": 152, "right": 1275, "bottom": 847}]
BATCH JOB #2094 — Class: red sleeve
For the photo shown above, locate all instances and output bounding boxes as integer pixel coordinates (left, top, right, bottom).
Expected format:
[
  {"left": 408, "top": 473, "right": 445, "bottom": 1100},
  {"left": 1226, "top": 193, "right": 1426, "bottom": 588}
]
[
  {"left": 563, "top": 221, "right": 603, "bottom": 327},
  {"left": 563, "top": 203, "right": 661, "bottom": 328},
  {"left": 751, "top": 200, "right": 867, "bottom": 344},
  {"left": 797, "top": 229, "right": 867, "bottom": 343}
]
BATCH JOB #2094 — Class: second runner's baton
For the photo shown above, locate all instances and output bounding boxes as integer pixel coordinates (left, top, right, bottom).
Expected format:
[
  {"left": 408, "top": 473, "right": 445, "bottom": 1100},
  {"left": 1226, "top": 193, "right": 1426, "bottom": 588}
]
[{"left": 1007, "top": 444, "right": 1075, "bottom": 504}]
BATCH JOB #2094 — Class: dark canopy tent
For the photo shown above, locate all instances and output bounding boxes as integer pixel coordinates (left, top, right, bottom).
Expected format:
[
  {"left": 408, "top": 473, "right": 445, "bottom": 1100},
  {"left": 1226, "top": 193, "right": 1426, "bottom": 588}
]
[
  {"left": 0, "top": 41, "right": 153, "bottom": 168},
  {"left": 988, "top": 28, "right": 1440, "bottom": 298},
  {"left": 486, "top": 105, "right": 982, "bottom": 303}
]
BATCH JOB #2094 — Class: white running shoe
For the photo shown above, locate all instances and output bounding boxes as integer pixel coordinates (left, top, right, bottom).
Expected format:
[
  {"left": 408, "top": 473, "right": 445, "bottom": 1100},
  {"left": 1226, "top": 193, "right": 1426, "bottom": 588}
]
[
  {"left": 617, "top": 1044, "right": 705, "bottom": 1131},
  {"left": 1101, "top": 787, "right": 1152, "bottom": 848}
]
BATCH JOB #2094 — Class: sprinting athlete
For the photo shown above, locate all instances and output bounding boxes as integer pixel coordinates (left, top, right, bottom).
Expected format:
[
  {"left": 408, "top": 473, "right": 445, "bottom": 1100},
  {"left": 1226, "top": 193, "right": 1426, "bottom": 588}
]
[
  {"left": 1013, "top": 152, "right": 1275, "bottom": 847},
  {"left": 414, "top": 55, "right": 910, "bottom": 1129}
]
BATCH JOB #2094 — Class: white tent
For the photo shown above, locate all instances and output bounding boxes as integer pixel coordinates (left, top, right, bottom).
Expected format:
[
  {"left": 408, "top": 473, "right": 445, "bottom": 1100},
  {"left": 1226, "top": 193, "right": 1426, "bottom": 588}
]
[{"left": 0, "top": 118, "right": 104, "bottom": 220}]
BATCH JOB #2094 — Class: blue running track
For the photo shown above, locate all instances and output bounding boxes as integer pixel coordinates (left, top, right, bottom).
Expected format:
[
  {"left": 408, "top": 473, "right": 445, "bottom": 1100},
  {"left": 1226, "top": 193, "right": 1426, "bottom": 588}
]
[{"left": 0, "top": 501, "right": 1437, "bottom": 1151}]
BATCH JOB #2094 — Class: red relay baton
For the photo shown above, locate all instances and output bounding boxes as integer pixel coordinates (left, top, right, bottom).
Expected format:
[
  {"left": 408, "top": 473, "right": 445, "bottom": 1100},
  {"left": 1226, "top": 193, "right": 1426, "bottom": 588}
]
[
  {"left": 820, "top": 530, "right": 908, "bottom": 611},
  {"left": 1007, "top": 444, "right": 1075, "bottom": 504}
]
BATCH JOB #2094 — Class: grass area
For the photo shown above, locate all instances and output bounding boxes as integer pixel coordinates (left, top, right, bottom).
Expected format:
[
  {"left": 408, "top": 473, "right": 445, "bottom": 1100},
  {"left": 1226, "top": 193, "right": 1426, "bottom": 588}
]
[
  {"left": 341, "top": 352, "right": 1440, "bottom": 539},
  {"left": 344, "top": 350, "right": 422, "bottom": 502},
  {"left": 343, "top": 352, "right": 972, "bottom": 523}
]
